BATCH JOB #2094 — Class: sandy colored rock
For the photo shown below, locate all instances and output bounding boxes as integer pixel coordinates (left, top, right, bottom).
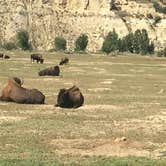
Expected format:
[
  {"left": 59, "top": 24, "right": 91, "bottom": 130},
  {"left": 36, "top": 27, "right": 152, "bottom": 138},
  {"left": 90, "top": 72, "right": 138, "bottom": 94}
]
[{"left": 0, "top": 0, "right": 166, "bottom": 51}]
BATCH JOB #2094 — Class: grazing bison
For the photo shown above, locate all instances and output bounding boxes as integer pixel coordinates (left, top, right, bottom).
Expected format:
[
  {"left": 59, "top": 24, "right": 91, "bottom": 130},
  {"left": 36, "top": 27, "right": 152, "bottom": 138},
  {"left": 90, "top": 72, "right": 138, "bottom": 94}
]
[
  {"left": 59, "top": 57, "right": 69, "bottom": 65},
  {"left": 0, "top": 77, "right": 45, "bottom": 104},
  {"left": 31, "top": 53, "right": 44, "bottom": 64},
  {"left": 38, "top": 65, "right": 60, "bottom": 76},
  {"left": 55, "top": 85, "right": 84, "bottom": 108}
]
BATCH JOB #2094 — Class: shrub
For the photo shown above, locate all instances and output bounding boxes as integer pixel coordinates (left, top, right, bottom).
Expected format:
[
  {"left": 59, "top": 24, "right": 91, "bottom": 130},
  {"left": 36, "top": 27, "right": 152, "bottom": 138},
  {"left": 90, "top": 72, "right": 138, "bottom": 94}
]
[
  {"left": 75, "top": 34, "right": 88, "bottom": 51},
  {"left": 16, "top": 30, "right": 31, "bottom": 50},
  {"left": 3, "top": 42, "right": 17, "bottom": 50},
  {"left": 153, "top": 1, "right": 166, "bottom": 14},
  {"left": 157, "top": 47, "right": 166, "bottom": 57},
  {"left": 102, "top": 29, "right": 119, "bottom": 54},
  {"left": 54, "top": 37, "right": 67, "bottom": 51}
]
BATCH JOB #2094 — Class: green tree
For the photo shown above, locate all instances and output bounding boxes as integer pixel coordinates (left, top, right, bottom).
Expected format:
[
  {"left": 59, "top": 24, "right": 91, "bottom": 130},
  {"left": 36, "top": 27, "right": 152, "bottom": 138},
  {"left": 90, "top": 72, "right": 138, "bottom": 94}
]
[
  {"left": 124, "top": 32, "right": 134, "bottom": 53},
  {"left": 16, "top": 30, "right": 31, "bottom": 50},
  {"left": 133, "top": 29, "right": 141, "bottom": 53},
  {"left": 117, "top": 38, "right": 127, "bottom": 52},
  {"left": 75, "top": 34, "right": 88, "bottom": 51},
  {"left": 140, "top": 29, "right": 150, "bottom": 54},
  {"left": 54, "top": 37, "right": 67, "bottom": 51},
  {"left": 102, "top": 29, "right": 119, "bottom": 54}
]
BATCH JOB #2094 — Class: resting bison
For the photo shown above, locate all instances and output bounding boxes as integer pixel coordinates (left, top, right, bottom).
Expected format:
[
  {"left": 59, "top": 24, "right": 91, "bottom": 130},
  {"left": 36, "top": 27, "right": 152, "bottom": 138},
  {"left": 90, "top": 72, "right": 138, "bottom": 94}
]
[
  {"left": 4, "top": 55, "right": 10, "bottom": 59},
  {"left": 31, "top": 53, "right": 44, "bottom": 64},
  {"left": 0, "top": 53, "right": 3, "bottom": 58},
  {"left": 0, "top": 53, "right": 10, "bottom": 59},
  {"left": 38, "top": 65, "right": 60, "bottom": 76},
  {"left": 59, "top": 57, "right": 69, "bottom": 65},
  {"left": 0, "top": 77, "right": 45, "bottom": 104},
  {"left": 55, "top": 85, "right": 84, "bottom": 108}
]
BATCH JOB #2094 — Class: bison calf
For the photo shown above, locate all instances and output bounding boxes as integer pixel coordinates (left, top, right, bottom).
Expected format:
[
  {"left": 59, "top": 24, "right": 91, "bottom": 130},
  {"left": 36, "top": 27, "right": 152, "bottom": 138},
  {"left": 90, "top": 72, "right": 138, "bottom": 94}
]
[
  {"left": 38, "top": 65, "right": 60, "bottom": 76},
  {"left": 55, "top": 85, "right": 84, "bottom": 108}
]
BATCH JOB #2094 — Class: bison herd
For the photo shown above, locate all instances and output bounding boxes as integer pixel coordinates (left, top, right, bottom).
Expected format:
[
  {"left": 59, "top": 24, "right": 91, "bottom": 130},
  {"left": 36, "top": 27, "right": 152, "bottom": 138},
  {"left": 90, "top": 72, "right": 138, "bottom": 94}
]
[{"left": 0, "top": 53, "right": 84, "bottom": 109}]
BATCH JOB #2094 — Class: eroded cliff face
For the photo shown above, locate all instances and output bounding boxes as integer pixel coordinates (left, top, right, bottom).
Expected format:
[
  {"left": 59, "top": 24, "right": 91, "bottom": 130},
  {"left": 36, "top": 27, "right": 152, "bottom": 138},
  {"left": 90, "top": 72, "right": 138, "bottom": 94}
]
[{"left": 0, "top": 0, "right": 166, "bottom": 51}]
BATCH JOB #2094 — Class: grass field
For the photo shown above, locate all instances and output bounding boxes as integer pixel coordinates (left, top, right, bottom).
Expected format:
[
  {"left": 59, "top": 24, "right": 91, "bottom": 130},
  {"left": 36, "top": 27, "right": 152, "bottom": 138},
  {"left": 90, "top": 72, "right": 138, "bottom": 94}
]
[{"left": 1, "top": 51, "right": 166, "bottom": 165}]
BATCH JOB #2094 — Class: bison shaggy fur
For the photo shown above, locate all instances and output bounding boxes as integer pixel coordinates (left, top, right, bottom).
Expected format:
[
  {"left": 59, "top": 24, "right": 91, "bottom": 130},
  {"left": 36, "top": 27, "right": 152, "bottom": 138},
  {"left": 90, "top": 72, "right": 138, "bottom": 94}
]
[
  {"left": 38, "top": 65, "right": 60, "bottom": 76},
  {"left": 55, "top": 85, "right": 84, "bottom": 108},
  {"left": 0, "top": 78, "right": 45, "bottom": 104}
]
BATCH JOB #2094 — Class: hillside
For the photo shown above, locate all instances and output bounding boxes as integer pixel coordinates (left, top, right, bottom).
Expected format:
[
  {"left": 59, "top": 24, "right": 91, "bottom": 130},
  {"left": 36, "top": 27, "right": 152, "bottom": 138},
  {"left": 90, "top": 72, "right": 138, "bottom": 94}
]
[{"left": 0, "top": 0, "right": 166, "bottom": 52}]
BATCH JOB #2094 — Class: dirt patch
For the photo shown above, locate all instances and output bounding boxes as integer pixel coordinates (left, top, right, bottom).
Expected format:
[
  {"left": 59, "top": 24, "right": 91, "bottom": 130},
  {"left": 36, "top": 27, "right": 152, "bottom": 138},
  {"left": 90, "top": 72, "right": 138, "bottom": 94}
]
[
  {"left": 0, "top": 116, "right": 26, "bottom": 123},
  {"left": 114, "top": 114, "right": 166, "bottom": 134},
  {"left": 50, "top": 138, "right": 153, "bottom": 157},
  {"left": 79, "top": 104, "right": 120, "bottom": 111},
  {"left": 88, "top": 88, "right": 112, "bottom": 92}
]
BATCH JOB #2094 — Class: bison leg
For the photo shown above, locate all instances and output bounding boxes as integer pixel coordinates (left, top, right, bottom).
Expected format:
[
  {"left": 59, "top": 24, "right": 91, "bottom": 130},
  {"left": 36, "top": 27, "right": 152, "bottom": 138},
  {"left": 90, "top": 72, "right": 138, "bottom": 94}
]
[{"left": 0, "top": 95, "right": 12, "bottom": 102}]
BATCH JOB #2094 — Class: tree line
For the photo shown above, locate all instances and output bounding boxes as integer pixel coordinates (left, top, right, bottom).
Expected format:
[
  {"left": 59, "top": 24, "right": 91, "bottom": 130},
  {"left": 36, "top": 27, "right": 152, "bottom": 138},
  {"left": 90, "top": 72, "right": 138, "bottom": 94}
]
[{"left": 1, "top": 28, "right": 166, "bottom": 57}]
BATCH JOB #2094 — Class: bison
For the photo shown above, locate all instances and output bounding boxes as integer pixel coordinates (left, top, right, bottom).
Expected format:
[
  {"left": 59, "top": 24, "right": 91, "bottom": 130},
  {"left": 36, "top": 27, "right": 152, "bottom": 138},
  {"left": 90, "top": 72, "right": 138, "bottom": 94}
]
[
  {"left": 38, "top": 65, "right": 60, "bottom": 76},
  {"left": 0, "top": 53, "right": 4, "bottom": 58},
  {"left": 31, "top": 53, "right": 44, "bottom": 64},
  {"left": 0, "top": 53, "right": 10, "bottom": 59},
  {"left": 4, "top": 54, "right": 10, "bottom": 59},
  {"left": 55, "top": 85, "right": 84, "bottom": 108},
  {"left": 59, "top": 57, "right": 69, "bottom": 65},
  {"left": 0, "top": 77, "right": 45, "bottom": 104}
]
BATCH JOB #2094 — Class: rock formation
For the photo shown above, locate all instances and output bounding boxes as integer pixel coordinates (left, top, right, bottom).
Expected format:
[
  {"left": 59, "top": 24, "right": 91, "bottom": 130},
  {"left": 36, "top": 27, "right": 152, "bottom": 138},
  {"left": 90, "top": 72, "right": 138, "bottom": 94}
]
[{"left": 0, "top": 0, "right": 166, "bottom": 52}]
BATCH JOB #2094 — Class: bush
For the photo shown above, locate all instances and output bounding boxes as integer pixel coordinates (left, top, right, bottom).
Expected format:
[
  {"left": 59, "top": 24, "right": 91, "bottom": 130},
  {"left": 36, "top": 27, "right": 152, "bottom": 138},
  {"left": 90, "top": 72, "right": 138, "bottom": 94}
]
[
  {"left": 75, "top": 34, "right": 88, "bottom": 51},
  {"left": 16, "top": 30, "right": 31, "bottom": 50},
  {"left": 54, "top": 37, "right": 67, "bottom": 51},
  {"left": 2, "top": 42, "right": 17, "bottom": 50},
  {"left": 102, "top": 29, "right": 119, "bottom": 54},
  {"left": 121, "top": 29, "right": 154, "bottom": 55},
  {"left": 157, "top": 47, "right": 166, "bottom": 57}
]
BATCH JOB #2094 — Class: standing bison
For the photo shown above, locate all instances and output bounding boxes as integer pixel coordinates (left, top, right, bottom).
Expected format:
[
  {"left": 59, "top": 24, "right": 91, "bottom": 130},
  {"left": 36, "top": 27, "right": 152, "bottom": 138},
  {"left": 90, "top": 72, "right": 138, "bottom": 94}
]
[
  {"left": 59, "top": 57, "right": 69, "bottom": 65},
  {"left": 31, "top": 53, "right": 44, "bottom": 64},
  {"left": 0, "top": 77, "right": 45, "bottom": 104},
  {"left": 55, "top": 85, "right": 84, "bottom": 108},
  {"left": 38, "top": 65, "right": 60, "bottom": 76}
]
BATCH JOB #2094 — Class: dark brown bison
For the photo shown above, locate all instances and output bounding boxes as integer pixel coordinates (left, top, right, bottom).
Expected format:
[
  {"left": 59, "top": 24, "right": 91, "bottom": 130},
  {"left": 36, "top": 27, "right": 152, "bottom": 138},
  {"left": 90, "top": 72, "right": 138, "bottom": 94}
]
[
  {"left": 0, "top": 53, "right": 4, "bottom": 58},
  {"left": 4, "top": 54, "right": 10, "bottom": 59},
  {"left": 59, "top": 57, "right": 69, "bottom": 65},
  {"left": 31, "top": 53, "right": 44, "bottom": 64},
  {"left": 38, "top": 65, "right": 60, "bottom": 76},
  {"left": 55, "top": 85, "right": 84, "bottom": 108},
  {"left": 0, "top": 53, "right": 10, "bottom": 59},
  {"left": 0, "top": 77, "right": 45, "bottom": 104}
]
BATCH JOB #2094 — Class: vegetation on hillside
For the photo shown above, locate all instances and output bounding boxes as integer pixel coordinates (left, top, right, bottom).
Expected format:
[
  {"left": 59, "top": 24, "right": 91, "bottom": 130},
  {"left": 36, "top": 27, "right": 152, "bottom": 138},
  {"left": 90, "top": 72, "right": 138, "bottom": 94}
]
[
  {"left": 75, "top": 34, "right": 88, "bottom": 52},
  {"left": 102, "top": 29, "right": 154, "bottom": 55},
  {"left": 16, "top": 30, "right": 32, "bottom": 50},
  {"left": 54, "top": 37, "right": 67, "bottom": 51}
]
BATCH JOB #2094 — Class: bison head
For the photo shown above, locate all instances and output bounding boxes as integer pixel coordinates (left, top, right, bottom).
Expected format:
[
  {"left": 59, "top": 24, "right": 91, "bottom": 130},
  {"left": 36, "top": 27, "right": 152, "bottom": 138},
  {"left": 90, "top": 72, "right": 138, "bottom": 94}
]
[{"left": 11, "top": 77, "right": 23, "bottom": 86}]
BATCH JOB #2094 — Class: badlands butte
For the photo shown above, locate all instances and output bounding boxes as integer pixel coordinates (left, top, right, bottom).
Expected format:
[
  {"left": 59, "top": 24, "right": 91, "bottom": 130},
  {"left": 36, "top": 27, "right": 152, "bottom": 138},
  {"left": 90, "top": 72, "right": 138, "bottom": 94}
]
[{"left": 0, "top": 0, "right": 166, "bottom": 52}]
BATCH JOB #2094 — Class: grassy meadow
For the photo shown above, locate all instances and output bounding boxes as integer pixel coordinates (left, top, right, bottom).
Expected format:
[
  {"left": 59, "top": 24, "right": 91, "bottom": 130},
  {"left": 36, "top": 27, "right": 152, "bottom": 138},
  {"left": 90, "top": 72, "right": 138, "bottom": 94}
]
[{"left": 1, "top": 51, "right": 166, "bottom": 165}]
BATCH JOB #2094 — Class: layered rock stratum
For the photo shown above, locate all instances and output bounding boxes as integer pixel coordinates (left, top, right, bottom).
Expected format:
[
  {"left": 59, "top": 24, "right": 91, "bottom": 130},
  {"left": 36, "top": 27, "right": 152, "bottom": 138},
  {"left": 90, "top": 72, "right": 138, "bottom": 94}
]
[{"left": 0, "top": 0, "right": 166, "bottom": 52}]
